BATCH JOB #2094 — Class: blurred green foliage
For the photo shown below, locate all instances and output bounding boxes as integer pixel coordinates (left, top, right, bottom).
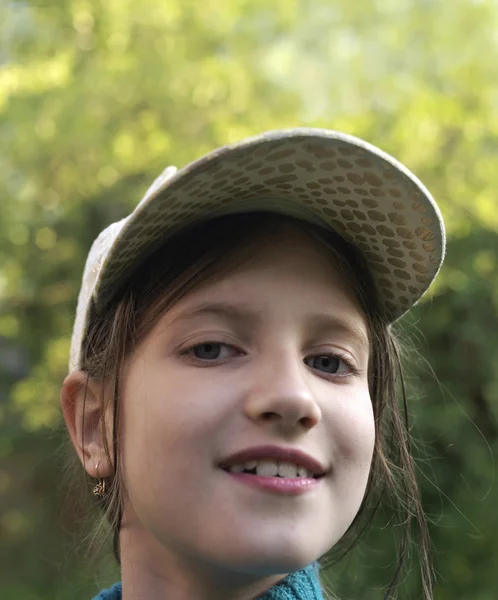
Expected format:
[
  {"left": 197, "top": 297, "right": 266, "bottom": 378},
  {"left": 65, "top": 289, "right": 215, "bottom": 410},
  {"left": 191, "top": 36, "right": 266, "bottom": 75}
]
[{"left": 0, "top": 0, "right": 497, "bottom": 598}]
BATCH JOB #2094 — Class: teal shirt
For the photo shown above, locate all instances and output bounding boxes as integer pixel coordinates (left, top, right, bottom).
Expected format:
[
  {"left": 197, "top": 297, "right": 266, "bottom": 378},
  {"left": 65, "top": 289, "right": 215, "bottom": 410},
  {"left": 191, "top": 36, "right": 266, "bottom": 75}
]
[{"left": 91, "top": 562, "right": 324, "bottom": 599}]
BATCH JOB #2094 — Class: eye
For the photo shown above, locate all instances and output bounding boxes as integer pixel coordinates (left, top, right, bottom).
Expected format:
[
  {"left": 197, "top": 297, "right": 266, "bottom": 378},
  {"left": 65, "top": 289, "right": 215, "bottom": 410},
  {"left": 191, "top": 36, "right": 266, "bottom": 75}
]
[
  {"left": 188, "top": 342, "right": 238, "bottom": 361},
  {"left": 304, "top": 354, "right": 355, "bottom": 376}
]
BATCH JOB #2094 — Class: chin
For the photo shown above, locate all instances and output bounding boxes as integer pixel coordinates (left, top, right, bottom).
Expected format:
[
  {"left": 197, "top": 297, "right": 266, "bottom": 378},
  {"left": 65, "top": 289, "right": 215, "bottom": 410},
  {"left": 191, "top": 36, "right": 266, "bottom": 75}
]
[{"left": 211, "top": 534, "right": 326, "bottom": 577}]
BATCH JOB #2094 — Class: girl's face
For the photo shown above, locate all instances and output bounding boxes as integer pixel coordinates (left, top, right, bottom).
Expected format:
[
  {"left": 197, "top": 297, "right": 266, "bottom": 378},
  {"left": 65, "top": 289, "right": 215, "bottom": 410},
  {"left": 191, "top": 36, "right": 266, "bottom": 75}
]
[{"left": 118, "top": 225, "right": 375, "bottom": 587}]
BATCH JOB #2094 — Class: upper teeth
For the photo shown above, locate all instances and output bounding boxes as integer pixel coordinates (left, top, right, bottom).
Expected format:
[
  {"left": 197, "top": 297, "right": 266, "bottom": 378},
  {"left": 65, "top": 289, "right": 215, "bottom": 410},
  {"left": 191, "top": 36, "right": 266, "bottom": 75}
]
[{"left": 226, "top": 459, "right": 315, "bottom": 478}]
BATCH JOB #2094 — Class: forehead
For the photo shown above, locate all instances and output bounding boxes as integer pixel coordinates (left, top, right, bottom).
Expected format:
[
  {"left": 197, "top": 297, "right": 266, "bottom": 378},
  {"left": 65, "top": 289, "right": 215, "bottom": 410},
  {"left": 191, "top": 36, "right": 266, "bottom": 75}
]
[
  {"left": 198, "top": 224, "right": 365, "bottom": 312},
  {"left": 158, "top": 225, "right": 369, "bottom": 342}
]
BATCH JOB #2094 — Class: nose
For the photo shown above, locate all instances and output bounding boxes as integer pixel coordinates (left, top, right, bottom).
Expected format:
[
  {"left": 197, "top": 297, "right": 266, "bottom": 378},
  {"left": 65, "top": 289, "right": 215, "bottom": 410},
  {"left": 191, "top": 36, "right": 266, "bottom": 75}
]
[{"left": 243, "top": 349, "right": 322, "bottom": 435}]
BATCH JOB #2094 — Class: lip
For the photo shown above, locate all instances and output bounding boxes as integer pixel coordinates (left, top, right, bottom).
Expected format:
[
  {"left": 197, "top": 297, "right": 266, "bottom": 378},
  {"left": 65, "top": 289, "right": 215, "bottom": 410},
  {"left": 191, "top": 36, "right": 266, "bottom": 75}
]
[
  {"left": 222, "top": 471, "right": 322, "bottom": 495},
  {"left": 218, "top": 445, "right": 328, "bottom": 477}
]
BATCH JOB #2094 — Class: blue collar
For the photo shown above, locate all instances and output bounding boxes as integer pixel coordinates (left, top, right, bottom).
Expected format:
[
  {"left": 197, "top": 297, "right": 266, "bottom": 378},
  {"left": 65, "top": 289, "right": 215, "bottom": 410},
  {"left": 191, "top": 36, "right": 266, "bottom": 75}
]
[{"left": 92, "top": 562, "right": 324, "bottom": 599}]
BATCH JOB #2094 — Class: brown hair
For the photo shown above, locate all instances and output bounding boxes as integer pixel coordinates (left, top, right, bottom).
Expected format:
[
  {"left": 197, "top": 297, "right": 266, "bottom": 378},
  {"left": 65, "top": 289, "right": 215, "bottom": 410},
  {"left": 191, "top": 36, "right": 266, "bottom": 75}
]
[{"left": 63, "top": 211, "right": 433, "bottom": 599}]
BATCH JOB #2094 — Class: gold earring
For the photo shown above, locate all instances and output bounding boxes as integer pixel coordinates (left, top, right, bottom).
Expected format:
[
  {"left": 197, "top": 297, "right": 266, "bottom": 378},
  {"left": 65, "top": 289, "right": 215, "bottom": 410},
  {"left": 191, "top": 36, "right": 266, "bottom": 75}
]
[{"left": 92, "top": 459, "right": 106, "bottom": 499}]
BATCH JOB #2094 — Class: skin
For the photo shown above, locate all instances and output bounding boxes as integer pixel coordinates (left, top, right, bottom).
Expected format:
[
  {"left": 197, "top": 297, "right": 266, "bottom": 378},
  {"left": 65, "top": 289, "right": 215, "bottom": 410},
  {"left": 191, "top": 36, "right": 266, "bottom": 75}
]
[{"left": 61, "top": 224, "right": 376, "bottom": 600}]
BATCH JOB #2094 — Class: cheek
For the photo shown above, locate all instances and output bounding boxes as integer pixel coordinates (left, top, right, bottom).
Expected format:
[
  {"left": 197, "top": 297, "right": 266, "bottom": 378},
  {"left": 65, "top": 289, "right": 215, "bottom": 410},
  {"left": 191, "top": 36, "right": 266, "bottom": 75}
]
[
  {"left": 329, "top": 387, "right": 375, "bottom": 466},
  {"left": 323, "top": 388, "right": 375, "bottom": 528},
  {"left": 118, "top": 363, "right": 231, "bottom": 472}
]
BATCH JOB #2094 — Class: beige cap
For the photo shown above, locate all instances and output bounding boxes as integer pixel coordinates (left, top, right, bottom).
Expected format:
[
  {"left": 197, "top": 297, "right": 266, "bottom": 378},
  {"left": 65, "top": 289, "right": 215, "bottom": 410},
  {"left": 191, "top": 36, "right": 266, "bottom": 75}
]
[{"left": 69, "top": 128, "right": 446, "bottom": 372}]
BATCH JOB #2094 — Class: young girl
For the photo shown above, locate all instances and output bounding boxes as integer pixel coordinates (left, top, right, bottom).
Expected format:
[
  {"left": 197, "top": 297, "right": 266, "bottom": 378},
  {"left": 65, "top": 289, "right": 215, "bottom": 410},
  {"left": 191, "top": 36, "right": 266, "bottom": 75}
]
[{"left": 60, "top": 129, "right": 445, "bottom": 600}]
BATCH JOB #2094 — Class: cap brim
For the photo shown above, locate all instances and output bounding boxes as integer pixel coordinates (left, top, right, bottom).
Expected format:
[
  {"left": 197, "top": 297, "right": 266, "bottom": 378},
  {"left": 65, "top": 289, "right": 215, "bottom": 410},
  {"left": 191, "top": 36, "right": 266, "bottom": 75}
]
[{"left": 94, "top": 128, "right": 445, "bottom": 322}]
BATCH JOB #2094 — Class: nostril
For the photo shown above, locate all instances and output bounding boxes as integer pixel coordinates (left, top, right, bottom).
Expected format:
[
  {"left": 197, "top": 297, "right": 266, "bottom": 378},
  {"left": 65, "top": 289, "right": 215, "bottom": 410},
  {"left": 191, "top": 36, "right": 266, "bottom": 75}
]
[
  {"left": 261, "top": 412, "right": 278, "bottom": 422},
  {"left": 300, "top": 416, "right": 316, "bottom": 428}
]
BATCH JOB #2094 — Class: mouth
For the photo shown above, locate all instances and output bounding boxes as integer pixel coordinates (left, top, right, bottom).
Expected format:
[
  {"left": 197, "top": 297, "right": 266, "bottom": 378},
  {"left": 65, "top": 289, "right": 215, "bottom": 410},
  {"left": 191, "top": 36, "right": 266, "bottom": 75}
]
[
  {"left": 219, "top": 459, "right": 325, "bottom": 496},
  {"left": 218, "top": 446, "right": 328, "bottom": 480},
  {"left": 220, "top": 463, "right": 324, "bottom": 480}
]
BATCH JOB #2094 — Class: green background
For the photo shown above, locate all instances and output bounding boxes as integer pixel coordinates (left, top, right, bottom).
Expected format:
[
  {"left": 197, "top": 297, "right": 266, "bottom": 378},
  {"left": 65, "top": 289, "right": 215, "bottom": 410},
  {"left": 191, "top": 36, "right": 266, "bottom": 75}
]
[{"left": 0, "top": 0, "right": 497, "bottom": 598}]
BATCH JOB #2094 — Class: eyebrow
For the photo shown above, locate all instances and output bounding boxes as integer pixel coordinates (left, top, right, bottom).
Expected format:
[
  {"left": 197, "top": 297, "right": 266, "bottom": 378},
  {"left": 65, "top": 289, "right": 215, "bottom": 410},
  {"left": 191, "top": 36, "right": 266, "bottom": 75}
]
[{"left": 167, "top": 301, "right": 370, "bottom": 352}]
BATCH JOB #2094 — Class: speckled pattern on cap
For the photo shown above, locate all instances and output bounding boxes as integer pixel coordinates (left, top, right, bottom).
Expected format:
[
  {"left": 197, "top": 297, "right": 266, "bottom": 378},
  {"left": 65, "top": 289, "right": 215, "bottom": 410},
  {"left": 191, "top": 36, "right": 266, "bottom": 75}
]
[{"left": 69, "top": 128, "right": 445, "bottom": 372}]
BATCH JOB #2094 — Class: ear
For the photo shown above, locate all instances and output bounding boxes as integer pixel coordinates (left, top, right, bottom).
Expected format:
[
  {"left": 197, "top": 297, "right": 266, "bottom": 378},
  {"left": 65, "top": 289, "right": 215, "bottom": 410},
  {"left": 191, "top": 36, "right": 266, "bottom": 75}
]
[{"left": 60, "top": 370, "right": 113, "bottom": 479}]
